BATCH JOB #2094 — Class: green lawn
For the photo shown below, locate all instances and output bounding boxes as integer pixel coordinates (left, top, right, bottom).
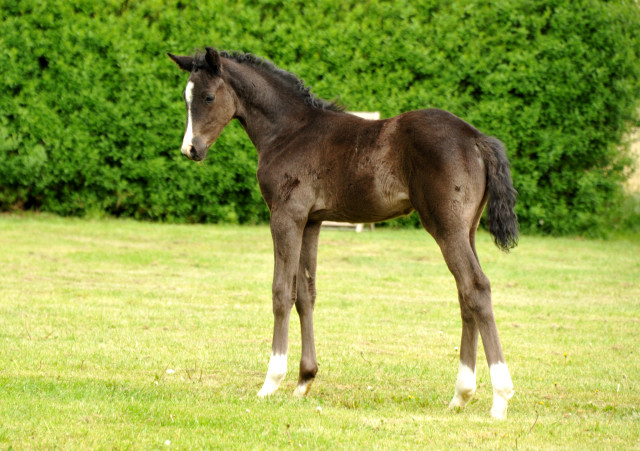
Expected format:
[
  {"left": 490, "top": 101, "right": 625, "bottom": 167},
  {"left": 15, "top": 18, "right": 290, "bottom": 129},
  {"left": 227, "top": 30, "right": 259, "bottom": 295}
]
[{"left": 1, "top": 213, "right": 639, "bottom": 449}]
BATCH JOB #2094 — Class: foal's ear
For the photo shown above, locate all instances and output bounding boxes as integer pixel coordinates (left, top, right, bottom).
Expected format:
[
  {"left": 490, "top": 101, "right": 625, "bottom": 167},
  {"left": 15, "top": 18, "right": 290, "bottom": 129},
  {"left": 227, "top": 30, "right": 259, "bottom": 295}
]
[
  {"left": 167, "top": 53, "right": 194, "bottom": 72},
  {"left": 205, "top": 47, "right": 222, "bottom": 75}
]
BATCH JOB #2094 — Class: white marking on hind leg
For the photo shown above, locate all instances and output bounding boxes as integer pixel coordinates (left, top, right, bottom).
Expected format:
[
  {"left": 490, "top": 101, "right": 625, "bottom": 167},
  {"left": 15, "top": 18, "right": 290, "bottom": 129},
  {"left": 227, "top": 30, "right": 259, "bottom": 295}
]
[
  {"left": 448, "top": 362, "right": 476, "bottom": 409},
  {"left": 257, "top": 353, "right": 287, "bottom": 397},
  {"left": 490, "top": 362, "right": 514, "bottom": 420}
]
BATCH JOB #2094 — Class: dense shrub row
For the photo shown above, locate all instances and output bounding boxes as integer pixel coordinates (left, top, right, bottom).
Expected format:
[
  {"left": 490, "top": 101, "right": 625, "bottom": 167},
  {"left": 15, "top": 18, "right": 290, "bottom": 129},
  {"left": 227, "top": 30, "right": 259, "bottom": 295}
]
[{"left": 2, "top": 0, "right": 639, "bottom": 234}]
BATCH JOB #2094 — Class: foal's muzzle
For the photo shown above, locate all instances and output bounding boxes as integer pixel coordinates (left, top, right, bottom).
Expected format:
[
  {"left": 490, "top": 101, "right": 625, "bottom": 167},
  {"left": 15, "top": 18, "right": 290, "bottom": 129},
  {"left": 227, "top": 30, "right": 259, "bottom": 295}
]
[{"left": 181, "top": 140, "right": 207, "bottom": 161}]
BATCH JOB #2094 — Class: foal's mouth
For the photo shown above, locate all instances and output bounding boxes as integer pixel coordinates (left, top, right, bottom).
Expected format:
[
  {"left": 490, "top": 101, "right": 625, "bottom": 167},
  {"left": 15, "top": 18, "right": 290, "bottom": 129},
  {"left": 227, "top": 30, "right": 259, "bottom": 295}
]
[
  {"left": 182, "top": 146, "right": 207, "bottom": 162},
  {"left": 188, "top": 152, "right": 206, "bottom": 162}
]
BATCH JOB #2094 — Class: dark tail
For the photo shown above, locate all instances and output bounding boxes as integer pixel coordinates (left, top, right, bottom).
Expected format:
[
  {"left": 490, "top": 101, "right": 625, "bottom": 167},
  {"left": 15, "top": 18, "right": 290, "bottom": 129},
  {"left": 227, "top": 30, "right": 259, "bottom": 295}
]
[{"left": 477, "top": 136, "right": 519, "bottom": 252}]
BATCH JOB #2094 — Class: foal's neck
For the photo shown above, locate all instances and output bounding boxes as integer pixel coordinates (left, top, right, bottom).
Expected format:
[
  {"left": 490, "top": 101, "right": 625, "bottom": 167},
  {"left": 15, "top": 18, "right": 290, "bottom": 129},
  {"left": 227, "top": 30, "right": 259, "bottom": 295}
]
[{"left": 224, "top": 59, "right": 333, "bottom": 154}]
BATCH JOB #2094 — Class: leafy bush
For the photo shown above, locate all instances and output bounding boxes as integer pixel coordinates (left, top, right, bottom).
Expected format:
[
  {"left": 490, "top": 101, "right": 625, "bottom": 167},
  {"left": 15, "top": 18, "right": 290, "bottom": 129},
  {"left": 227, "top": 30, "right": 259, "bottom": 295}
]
[
  {"left": 1, "top": 0, "right": 639, "bottom": 235},
  {"left": 0, "top": 0, "right": 267, "bottom": 223}
]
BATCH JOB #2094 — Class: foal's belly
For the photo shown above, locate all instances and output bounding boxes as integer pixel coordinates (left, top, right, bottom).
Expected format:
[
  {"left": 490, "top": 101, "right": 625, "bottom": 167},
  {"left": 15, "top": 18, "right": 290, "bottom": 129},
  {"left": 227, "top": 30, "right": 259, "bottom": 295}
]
[
  {"left": 309, "top": 178, "right": 414, "bottom": 223},
  {"left": 310, "top": 202, "right": 414, "bottom": 224}
]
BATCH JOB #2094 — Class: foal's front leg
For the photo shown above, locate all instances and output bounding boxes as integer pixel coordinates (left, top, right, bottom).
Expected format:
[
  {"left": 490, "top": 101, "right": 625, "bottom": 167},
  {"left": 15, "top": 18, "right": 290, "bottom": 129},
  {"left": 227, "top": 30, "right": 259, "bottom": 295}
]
[{"left": 257, "top": 214, "right": 305, "bottom": 397}]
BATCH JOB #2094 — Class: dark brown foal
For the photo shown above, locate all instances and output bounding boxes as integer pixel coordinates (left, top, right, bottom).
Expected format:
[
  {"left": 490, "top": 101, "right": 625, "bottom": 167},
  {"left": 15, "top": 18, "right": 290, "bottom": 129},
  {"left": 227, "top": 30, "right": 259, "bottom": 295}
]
[{"left": 168, "top": 47, "right": 518, "bottom": 419}]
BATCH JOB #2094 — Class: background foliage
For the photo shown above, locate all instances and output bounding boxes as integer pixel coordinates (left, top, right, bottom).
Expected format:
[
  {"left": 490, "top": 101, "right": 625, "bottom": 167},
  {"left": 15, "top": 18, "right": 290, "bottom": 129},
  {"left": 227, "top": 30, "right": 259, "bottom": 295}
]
[{"left": 1, "top": 0, "right": 640, "bottom": 234}]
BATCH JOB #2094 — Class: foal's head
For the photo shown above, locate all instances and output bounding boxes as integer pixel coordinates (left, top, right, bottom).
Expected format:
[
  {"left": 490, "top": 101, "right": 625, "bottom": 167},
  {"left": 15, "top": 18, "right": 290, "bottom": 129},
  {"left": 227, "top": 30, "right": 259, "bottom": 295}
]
[{"left": 168, "top": 47, "right": 236, "bottom": 161}]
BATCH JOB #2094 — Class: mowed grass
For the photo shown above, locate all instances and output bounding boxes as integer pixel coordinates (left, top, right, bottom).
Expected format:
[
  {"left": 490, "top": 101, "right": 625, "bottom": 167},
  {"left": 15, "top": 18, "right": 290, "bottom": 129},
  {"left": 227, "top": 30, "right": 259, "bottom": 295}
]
[{"left": 0, "top": 213, "right": 639, "bottom": 449}]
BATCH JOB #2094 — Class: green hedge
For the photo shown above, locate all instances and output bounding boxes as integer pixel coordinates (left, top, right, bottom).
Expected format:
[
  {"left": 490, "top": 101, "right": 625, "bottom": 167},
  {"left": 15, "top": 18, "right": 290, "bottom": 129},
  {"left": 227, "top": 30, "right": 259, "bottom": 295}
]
[{"left": 2, "top": 0, "right": 640, "bottom": 234}]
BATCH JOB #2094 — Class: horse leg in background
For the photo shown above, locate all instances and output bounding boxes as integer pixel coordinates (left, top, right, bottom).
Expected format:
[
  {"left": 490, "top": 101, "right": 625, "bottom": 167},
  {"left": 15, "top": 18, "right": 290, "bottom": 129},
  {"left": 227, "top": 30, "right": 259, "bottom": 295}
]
[
  {"left": 257, "top": 213, "right": 305, "bottom": 397},
  {"left": 292, "top": 221, "right": 321, "bottom": 397},
  {"left": 437, "top": 233, "right": 514, "bottom": 419}
]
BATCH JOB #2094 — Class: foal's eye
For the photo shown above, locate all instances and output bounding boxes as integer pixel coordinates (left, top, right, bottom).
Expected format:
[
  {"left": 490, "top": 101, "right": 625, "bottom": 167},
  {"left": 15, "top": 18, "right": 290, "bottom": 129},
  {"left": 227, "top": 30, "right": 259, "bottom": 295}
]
[{"left": 205, "top": 95, "right": 216, "bottom": 105}]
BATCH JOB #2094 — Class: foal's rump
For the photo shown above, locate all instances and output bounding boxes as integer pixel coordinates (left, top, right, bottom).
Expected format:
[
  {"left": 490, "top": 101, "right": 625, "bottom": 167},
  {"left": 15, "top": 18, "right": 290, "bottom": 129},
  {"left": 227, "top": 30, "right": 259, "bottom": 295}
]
[{"left": 402, "top": 109, "right": 518, "bottom": 249}]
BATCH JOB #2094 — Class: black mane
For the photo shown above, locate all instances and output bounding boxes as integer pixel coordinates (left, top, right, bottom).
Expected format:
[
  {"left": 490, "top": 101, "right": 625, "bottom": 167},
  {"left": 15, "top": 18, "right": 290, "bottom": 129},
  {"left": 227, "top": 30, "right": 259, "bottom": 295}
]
[{"left": 193, "top": 50, "right": 343, "bottom": 112}]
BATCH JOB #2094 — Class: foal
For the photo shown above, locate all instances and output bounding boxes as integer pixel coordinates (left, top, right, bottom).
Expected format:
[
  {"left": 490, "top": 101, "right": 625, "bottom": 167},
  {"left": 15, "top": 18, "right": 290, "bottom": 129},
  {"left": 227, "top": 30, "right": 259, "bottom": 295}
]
[{"left": 168, "top": 47, "right": 518, "bottom": 419}]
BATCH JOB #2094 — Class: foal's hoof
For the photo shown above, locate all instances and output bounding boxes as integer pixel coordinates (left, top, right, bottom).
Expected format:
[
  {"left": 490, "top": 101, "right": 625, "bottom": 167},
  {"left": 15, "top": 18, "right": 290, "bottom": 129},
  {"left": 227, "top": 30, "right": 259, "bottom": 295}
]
[
  {"left": 448, "top": 391, "right": 474, "bottom": 410},
  {"left": 257, "top": 380, "right": 281, "bottom": 398},
  {"left": 448, "top": 385, "right": 476, "bottom": 411},
  {"left": 490, "top": 404, "right": 508, "bottom": 420},
  {"left": 490, "top": 395, "right": 512, "bottom": 420},
  {"left": 257, "top": 387, "right": 273, "bottom": 398},
  {"left": 490, "top": 388, "right": 514, "bottom": 420},
  {"left": 293, "top": 380, "right": 313, "bottom": 397}
]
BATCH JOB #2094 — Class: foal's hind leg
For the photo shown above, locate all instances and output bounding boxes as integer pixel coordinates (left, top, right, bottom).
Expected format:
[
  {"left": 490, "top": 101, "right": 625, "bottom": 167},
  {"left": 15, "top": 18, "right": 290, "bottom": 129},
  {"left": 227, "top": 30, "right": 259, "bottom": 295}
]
[
  {"left": 449, "top": 216, "right": 482, "bottom": 409},
  {"left": 437, "top": 234, "right": 514, "bottom": 419},
  {"left": 293, "top": 221, "right": 321, "bottom": 397},
  {"left": 448, "top": 292, "right": 480, "bottom": 410}
]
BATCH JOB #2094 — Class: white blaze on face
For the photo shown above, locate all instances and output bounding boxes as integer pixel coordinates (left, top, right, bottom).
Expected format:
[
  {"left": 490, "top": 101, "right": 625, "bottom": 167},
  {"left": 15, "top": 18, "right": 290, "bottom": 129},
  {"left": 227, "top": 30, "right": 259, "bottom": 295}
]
[
  {"left": 257, "top": 353, "right": 287, "bottom": 397},
  {"left": 181, "top": 81, "right": 195, "bottom": 155}
]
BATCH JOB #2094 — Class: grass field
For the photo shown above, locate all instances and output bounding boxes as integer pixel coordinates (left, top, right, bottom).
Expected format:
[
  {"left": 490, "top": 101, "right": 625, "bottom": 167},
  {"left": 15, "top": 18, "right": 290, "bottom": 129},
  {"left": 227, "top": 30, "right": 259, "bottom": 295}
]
[{"left": 1, "top": 213, "right": 639, "bottom": 449}]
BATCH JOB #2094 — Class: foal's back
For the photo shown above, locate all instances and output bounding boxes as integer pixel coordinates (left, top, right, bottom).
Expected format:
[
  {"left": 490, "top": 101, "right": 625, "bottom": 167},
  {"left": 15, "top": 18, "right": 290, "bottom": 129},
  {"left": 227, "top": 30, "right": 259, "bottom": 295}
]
[{"left": 305, "top": 109, "right": 486, "bottom": 225}]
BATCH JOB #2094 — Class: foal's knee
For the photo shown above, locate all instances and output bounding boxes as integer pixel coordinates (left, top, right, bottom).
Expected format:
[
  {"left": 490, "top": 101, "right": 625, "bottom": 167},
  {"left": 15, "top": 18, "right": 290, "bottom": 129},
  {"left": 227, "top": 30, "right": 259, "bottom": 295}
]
[
  {"left": 295, "top": 286, "right": 316, "bottom": 313},
  {"left": 272, "top": 277, "right": 297, "bottom": 317},
  {"left": 459, "top": 275, "right": 493, "bottom": 318}
]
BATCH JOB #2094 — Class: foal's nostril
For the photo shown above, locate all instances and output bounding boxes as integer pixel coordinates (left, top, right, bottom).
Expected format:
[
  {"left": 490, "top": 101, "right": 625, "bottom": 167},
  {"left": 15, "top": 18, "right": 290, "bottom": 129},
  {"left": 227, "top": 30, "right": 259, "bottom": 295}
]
[{"left": 189, "top": 147, "right": 199, "bottom": 159}]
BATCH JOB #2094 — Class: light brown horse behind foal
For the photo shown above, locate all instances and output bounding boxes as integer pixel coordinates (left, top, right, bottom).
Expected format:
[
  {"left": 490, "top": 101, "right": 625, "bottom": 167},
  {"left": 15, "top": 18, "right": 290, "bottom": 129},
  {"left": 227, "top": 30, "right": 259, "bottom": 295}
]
[{"left": 168, "top": 47, "right": 519, "bottom": 419}]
